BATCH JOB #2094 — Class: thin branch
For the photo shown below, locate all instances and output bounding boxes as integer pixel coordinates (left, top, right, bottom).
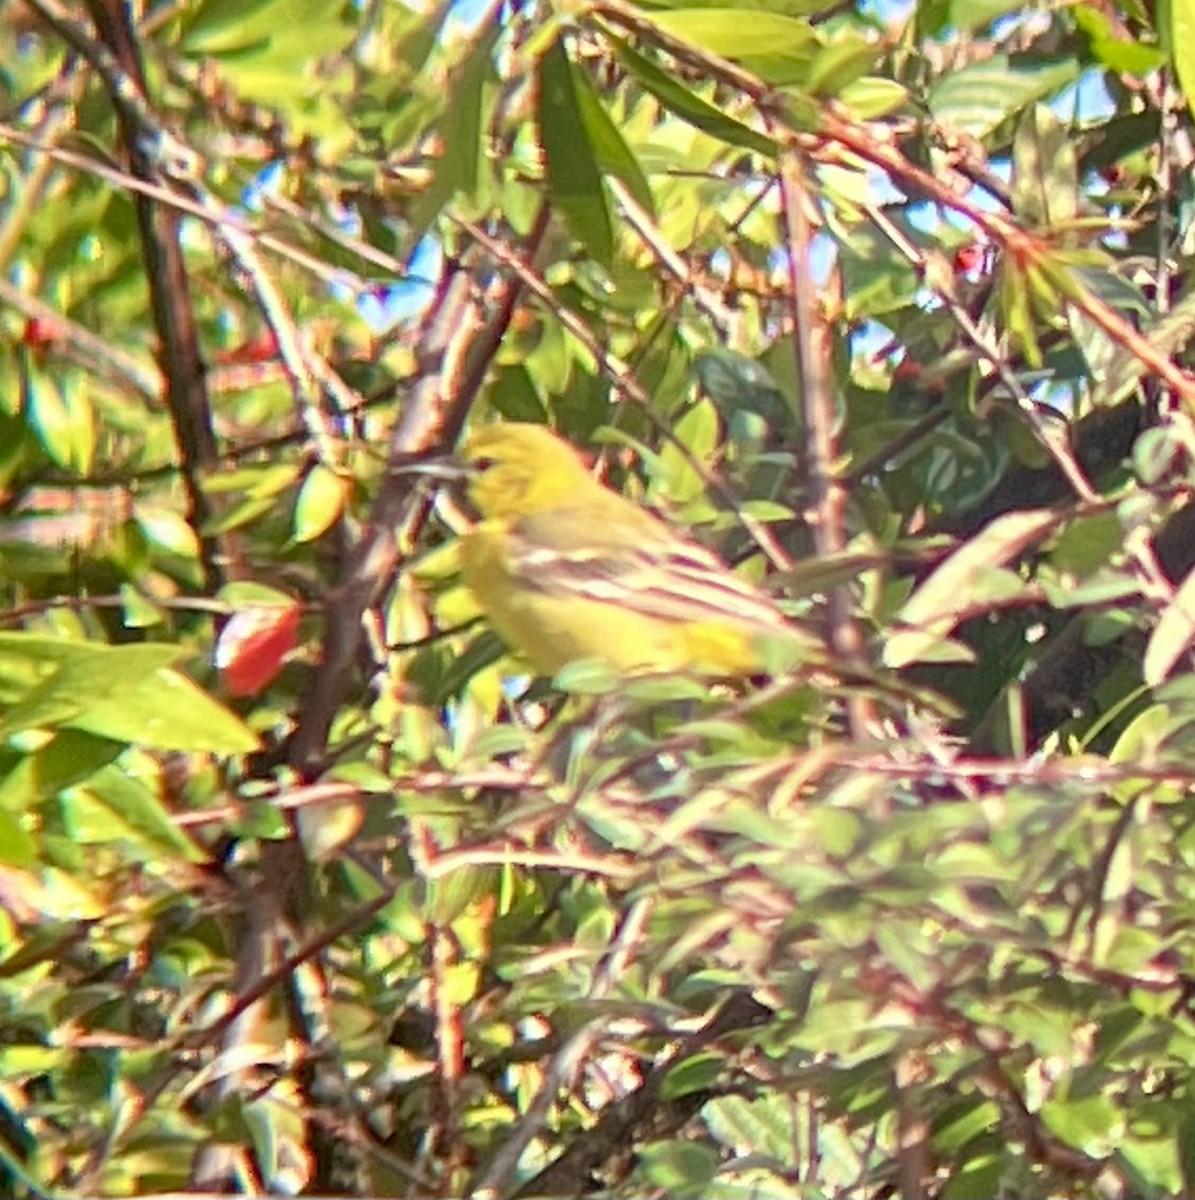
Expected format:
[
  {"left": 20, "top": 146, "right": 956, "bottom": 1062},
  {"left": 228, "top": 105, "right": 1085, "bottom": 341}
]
[
  {"left": 284, "top": 265, "right": 481, "bottom": 771},
  {"left": 776, "top": 149, "right": 870, "bottom": 735},
  {"left": 0, "top": 276, "right": 162, "bottom": 401},
  {"left": 50, "top": 0, "right": 221, "bottom": 590},
  {"left": 777, "top": 151, "right": 842, "bottom": 560},
  {"left": 0, "top": 121, "right": 379, "bottom": 298},
  {"left": 864, "top": 203, "right": 1099, "bottom": 504},
  {"left": 607, "top": 177, "right": 735, "bottom": 336}
]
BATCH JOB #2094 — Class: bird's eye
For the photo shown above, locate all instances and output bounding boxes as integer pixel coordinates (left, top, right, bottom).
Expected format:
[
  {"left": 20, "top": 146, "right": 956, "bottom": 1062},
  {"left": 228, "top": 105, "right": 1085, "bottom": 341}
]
[{"left": 473, "top": 455, "right": 496, "bottom": 471}]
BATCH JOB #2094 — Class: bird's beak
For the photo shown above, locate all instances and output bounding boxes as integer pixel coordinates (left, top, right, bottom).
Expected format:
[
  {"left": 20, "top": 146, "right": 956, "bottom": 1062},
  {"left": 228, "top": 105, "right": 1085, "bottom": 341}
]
[{"left": 389, "top": 451, "right": 471, "bottom": 484}]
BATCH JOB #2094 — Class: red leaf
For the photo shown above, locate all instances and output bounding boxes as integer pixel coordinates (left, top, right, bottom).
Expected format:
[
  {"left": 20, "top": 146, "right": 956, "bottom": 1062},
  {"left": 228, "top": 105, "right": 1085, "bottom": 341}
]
[
  {"left": 23, "top": 316, "right": 66, "bottom": 352},
  {"left": 216, "top": 604, "right": 301, "bottom": 697},
  {"left": 954, "top": 244, "right": 985, "bottom": 275},
  {"left": 213, "top": 329, "right": 280, "bottom": 365}
]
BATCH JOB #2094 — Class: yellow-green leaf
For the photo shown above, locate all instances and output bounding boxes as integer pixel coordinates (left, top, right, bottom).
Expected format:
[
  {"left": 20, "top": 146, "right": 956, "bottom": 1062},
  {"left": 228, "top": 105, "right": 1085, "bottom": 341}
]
[{"left": 292, "top": 464, "right": 347, "bottom": 544}]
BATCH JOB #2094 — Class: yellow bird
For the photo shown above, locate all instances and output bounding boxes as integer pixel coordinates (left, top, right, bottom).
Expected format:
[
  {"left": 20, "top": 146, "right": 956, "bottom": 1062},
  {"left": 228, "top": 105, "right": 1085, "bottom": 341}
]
[{"left": 457, "top": 422, "right": 810, "bottom": 678}]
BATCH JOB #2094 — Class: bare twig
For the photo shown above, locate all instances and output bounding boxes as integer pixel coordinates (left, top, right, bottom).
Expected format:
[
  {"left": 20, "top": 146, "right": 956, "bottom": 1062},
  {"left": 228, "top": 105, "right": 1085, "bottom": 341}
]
[
  {"left": 864, "top": 203, "right": 1099, "bottom": 504},
  {"left": 776, "top": 150, "right": 870, "bottom": 732},
  {"left": 0, "top": 276, "right": 162, "bottom": 401},
  {"left": 32, "top": 0, "right": 221, "bottom": 591},
  {"left": 607, "top": 177, "right": 735, "bottom": 336},
  {"left": 0, "top": 122, "right": 379, "bottom": 298},
  {"left": 776, "top": 152, "right": 844, "bottom": 562}
]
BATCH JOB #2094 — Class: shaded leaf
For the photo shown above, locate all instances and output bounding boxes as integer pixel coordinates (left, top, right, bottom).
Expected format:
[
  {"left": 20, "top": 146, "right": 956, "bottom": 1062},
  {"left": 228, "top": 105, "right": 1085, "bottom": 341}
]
[
  {"left": 1012, "top": 105, "right": 1078, "bottom": 229},
  {"left": 571, "top": 58, "right": 656, "bottom": 218},
  {"left": 539, "top": 38, "right": 615, "bottom": 266}
]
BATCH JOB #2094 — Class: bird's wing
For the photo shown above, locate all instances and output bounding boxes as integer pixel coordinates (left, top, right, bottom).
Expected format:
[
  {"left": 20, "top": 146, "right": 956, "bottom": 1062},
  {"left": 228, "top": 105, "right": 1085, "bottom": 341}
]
[{"left": 505, "top": 511, "right": 793, "bottom": 634}]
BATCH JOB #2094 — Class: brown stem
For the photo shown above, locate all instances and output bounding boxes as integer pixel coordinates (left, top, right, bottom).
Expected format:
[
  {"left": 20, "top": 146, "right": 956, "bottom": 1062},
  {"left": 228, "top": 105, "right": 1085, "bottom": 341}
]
[
  {"left": 777, "top": 150, "right": 869, "bottom": 732},
  {"left": 71, "top": 0, "right": 222, "bottom": 591}
]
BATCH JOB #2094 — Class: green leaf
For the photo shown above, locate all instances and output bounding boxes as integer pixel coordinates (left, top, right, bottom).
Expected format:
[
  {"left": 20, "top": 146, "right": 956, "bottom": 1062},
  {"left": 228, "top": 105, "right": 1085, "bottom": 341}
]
[
  {"left": 637, "top": 1140, "right": 719, "bottom": 1194},
  {"left": 120, "top": 584, "right": 167, "bottom": 630},
  {"left": 647, "top": 8, "right": 817, "bottom": 60},
  {"left": 292, "top": 464, "right": 347, "bottom": 544},
  {"left": 932, "top": 1098, "right": 1002, "bottom": 1153},
  {"left": 1074, "top": 7, "right": 1168, "bottom": 76},
  {"left": 202, "top": 462, "right": 302, "bottom": 539},
  {"left": 180, "top": 0, "right": 279, "bottom": 50},
  {"left": 0, "top": 729, "right": 124, "bottom": 812},
  {"left": 1040, "top": 1093, "right": 1123, "bottom": 1155},
  {"left": 1133, "top": 427, "right": 1183, "bottom": 486},
  {"left": 26, "top": 368, "right": 91, "bottom": 473},
  {"left": 998, "top": 256, "right": 1044, "bottom": 368},
  {"left": 69, "top": 668, "right": 260, "bottom": 754},
  {"left": 660, "top": 1052, "right": 723, "bottom": 1100},
  {"left": 539, "top": 39, "right": 615, "bottom": 266},
  {"left": 946, "top": 0, "right": 1036, "bottom": 32},
  {"left": 1012, "top": 105, "right": 1079, "bottom": 229},
  {"left": 0, "top": 809, "right": 36, "bottom": 868},
  {"left": 1144, "top": 564, "right": 1195, "bottom": 685},
  {"left": 634, "top": 0, "right": 827, "bottom": 12},
  {"left": 885, "top": 509, "right": 1058, "bottom": 668},
  {"left": 942, "top": 1154, "right": 1004, "bottom": 1200},
  {"left": 0, "top": 638, "right": 180, "bottom": 738},
  {"left": 136, "top": 505, "right": 202, "bottom": 560},
  {"left": 805, "top": 30, "right": 880, "bottom": 96},
  {"left": 839, "top": 76, "right": 909, "bottom": 119},
  {"left": 219, "top": 581, "right": 295, "bottom": 609},
  {"left": 490, "top": 364, "right": 548, "bottom": 423},
  {"left": 570, "top": 58, "right": 656, "bottom": 218},
  {"left": 205, "top": 462, "right": 303, "bottom": 498},
  {"left": 608, "top": 36, "right": 776, "bottom": 156},
  {"left": 1047, "top": 511, "right": 1123, "bottom": 577},
  {"left": 695, "top": 348, "right": 788, "bottom": 421},
  {"left": 81, "top": 766, "right": 208, "bottom": 862},
  {"left": 0, "top": 633, "right": 254, "bottom": 752},
  {"left": 655, "top": 399, "right": 719, "bottom": 506},
  {"left": 705, "top": 1093, "right": 804, "bottom": 1164},
  {"left": 928, "top": 55, "right": 1081, "bottom": 139},
  {"left": 411, "top": 20, "right": 499, "bottom": 233},
  {"left": 202, "top": 472, "right": 302, "bottom": 535},
  {"left": 1174, "top": 0, "right": 1195, "bottom": 116},
  {"left": 234, "top": 797, "right": 293, "bottom": 841},
  {"left": 552, "top": 657, "right": 620, "bottom": 694},
  {"left": 180, "top": 0, "right": 352, "bottom": 61}
]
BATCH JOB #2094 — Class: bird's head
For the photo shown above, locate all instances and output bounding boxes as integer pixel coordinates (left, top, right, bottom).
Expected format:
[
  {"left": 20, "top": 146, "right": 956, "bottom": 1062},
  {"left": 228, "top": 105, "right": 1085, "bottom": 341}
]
[{"left": 462, "top": 423, "right": 593, "bottom": 518}]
